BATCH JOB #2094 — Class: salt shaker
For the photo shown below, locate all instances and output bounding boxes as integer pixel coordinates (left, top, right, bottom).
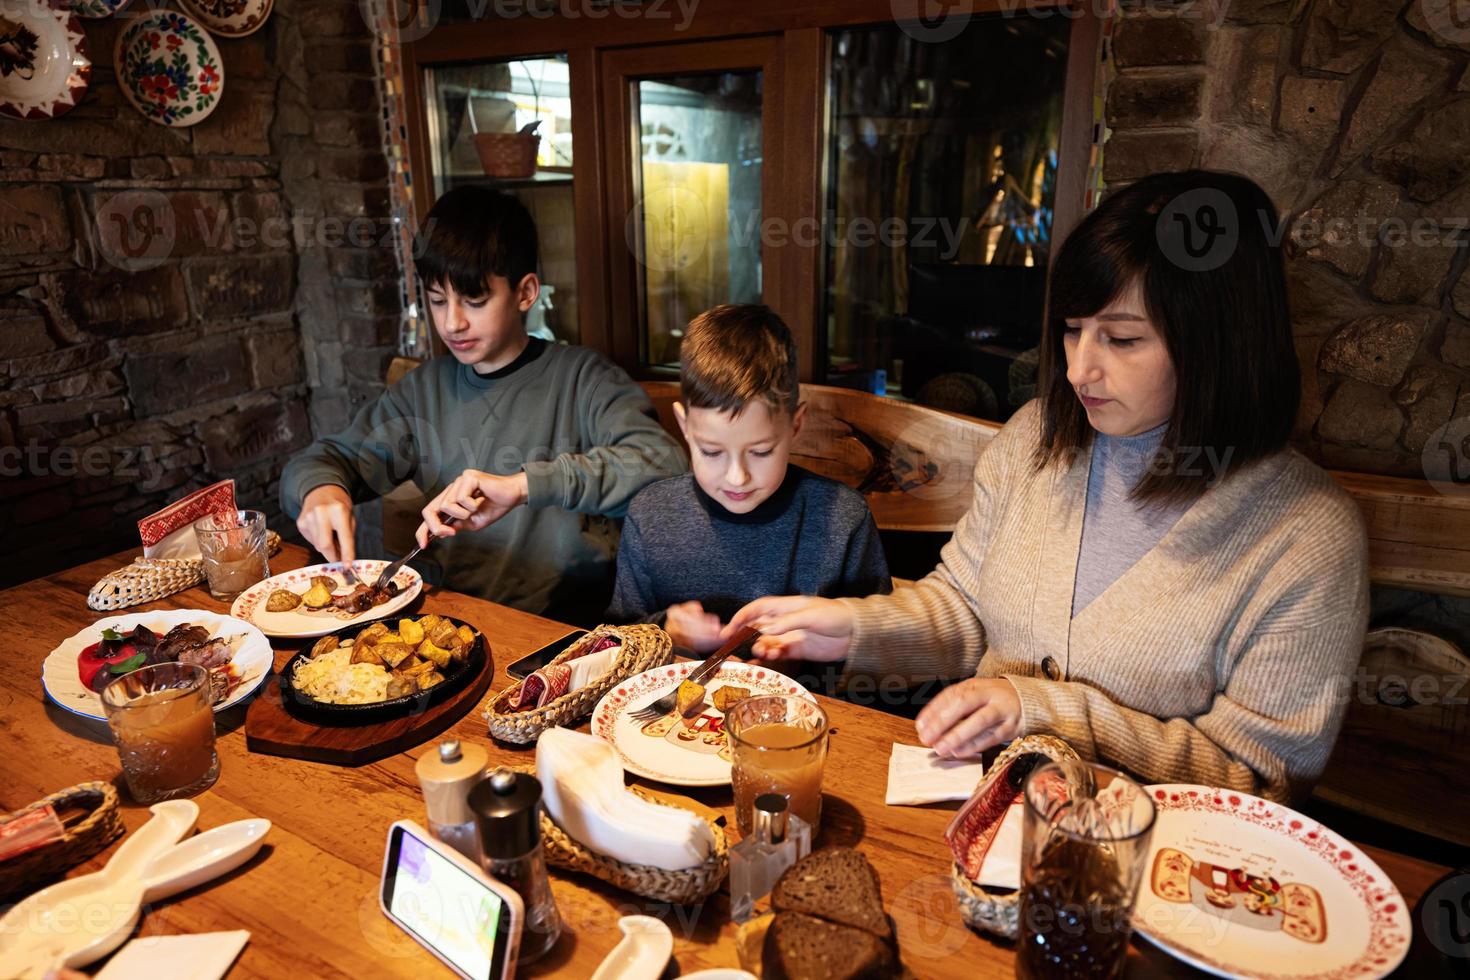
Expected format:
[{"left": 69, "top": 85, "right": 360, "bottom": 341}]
[
  {"left": 415, "top": 739, "right": 488, "bottom": 862},
  {"left": 469, "top": 768, "right": 564, "bottom": 964},
  {"left": 729, "top": 793, "right": 812, "bottom": 923}
]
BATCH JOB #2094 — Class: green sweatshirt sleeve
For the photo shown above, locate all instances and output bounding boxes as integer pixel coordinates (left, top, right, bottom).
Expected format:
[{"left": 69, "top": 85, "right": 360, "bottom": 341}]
[
  {"left": 522, "top": 358, "right": 686, "bottom": 517},
  {"left": 279, "top": 379, "right": 422, "bottom": 519}
]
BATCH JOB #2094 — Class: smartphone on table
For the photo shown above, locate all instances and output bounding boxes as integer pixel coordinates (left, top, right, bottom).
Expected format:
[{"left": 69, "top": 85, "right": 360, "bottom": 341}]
[
  {"left": 379, "top": 820, "right": 523, "bottom": 980},
  {"left": 505, "top": 629, "right": 588, "bottom": 679}
]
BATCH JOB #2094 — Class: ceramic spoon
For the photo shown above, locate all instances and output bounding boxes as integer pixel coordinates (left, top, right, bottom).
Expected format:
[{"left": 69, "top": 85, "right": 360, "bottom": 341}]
[
  {"left": 0, "top": 803, "right": 269, "bottom": 979},
  {"left": 590, "top": 915, "right": 674, "bottom": 980}
]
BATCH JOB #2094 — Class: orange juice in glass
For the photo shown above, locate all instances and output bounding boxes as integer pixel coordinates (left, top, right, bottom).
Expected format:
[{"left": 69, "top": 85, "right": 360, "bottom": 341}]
[
  {"left": 726, "top": 695, "right": 829, "bottom": 837},
  {"left": 102, "top": 663, "right": 219, "bottom": 804}
]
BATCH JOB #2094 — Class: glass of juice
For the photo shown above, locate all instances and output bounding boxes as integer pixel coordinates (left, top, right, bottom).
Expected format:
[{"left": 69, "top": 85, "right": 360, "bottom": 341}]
[
  {"left": 102, "top": 663, "right": 220, "bottom": 804},
  {"left": 1016, "top": 760, "right": 1156, "bottom": 980},
  {"left": 725, "top": 695, "right": 829, "bottom": 837},
  {"left": 193, "top": 509, "right": 269, "bottom": 600}
]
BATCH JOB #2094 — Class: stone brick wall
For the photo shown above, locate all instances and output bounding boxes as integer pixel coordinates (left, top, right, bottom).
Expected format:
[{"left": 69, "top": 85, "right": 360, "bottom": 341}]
[
  {"left": 1104, "top": 0, "right": 1470, "bottom": 479},
  {"left": 0, "top": 1, "right": 399, "bottom": 587}
]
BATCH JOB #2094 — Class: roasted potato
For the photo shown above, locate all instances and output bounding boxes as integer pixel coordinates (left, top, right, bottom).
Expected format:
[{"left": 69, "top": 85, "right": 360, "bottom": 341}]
[
  {"left": 302, "top": 581, "right": 333, "bottom": 609},
  {"left": 356, "top": 622, "right": 391, "bottom": 646},
  {"left": 266, "top": 589, "right": 303, "bottom": 612},
  {"left": 427, "top": 618, "right": 458, "bottom": 649},
  {"left": 310, "top": 576, "right": 337, "bottom": 591},
  {"left": 351, "top": 644, "right": 384, "bottom": 666},
  {"left": 418, "top": 671, "right": 445, "bottom": 691},
  {"left": 456, "top": 625, "right": 476, "bottom": 646},
  {"left": 401, "top": 658, "right": 436, "bottom": 678},
  {"left": 375, "top": 642, "right": 415, "bottom": 669},
  {"left": 417, "top": 639, "right": 452, "bottom": 670},
  {"left": 447, "top": 638, "right": 468, "bottom": 664},
  {"left": 385, "top": 674, "right": 418, "bottom": 699},
  {"left": 398, "top": 619, "right": 425, "bottom": 646},
  {"left": 309, "top": 634, "right": 339, "bottom": 658}
]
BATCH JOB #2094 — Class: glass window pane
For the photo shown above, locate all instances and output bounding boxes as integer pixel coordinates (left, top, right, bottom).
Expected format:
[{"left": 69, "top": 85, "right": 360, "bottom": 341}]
[
  {"left": 424, "top": 56, "right": 578, "bottom": 344},
  {"left": 632, "top": 71, "right": 762, "bottom": 370},
  {"left": 824, "top": 18, "right": 1070, "bottom": 420}
]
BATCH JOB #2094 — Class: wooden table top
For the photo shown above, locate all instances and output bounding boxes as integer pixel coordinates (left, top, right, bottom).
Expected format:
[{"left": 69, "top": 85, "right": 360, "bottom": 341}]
[{"left": 0, "top": 544, "right": 1451, "bottom": 978}]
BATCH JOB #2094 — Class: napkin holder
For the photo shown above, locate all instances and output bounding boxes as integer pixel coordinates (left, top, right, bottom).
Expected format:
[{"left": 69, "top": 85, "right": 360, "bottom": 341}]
[
  {"left": 508, "top": 764, "right": 728, "bottom": 904},
  {"left": 0, "top": 782, "right": 125, "bottom": 901},
  {"left": 946, "top": 734, "right": 1080, "bottom": 939},
  {"left": 484, "top": 624, "right": 673, "bottom": 744}
]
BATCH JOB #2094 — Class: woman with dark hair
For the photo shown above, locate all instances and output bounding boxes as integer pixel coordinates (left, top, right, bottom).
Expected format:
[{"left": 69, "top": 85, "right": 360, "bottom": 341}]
[{"left": 727, "top": 171, "right": 1368, "bottom": 803}]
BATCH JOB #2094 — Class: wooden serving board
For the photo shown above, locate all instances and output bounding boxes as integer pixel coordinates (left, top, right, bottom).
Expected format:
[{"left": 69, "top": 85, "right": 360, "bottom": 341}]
[{"left": 244, "top": 644, "right": 495, "bottom": 766}]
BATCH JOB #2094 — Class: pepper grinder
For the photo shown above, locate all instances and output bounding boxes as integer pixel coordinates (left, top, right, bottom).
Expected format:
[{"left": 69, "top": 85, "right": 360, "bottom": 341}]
[
  {"left": 415, "top": 739, "right": 488, "bottom": 862},
  {"left": 469, "top": 768, "right": 563, "bottom": 964}
]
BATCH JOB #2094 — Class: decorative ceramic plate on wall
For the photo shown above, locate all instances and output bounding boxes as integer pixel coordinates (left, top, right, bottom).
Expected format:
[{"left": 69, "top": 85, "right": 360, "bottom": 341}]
[
  {"left": 69, "top": 0, "right": 132, "bottom": 18},
  {"left": 1132, "top": 785, "right": 1411, "bottom": 980},
  {"left": 0, "top": 3, "right": 91, "bottom": 121},
  {"left": 114, "top": 9, "right": 223, "bottom": 127},
  {"left": 178, "top": 0, "right": 273, "bottom": 38}
]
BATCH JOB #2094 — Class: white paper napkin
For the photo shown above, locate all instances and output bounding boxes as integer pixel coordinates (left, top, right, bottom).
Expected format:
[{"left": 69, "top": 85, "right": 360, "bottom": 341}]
[
  {"left": 95, "top": 931, "right": 250, "bottom": 980},
  {"left": 884, "top": 743, "right": 986, "bottom": 806},
  {"left": 974, "top": 801, "right": 1025, "bottom": 890}
]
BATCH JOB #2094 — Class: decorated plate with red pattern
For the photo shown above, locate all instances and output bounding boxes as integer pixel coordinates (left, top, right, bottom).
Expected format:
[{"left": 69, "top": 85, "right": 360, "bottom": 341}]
[
  {"left": 114, "top": 9, "right": 222, "bottom": 127},
  {"left": 178, "top": 0, "right": 273, "bottom": 38},
  {"left": 0, "top": 3, "right": 91, "bottom": 121},
  {"left": 230, "top": 561, "right": 423, "bottom": 639},
  {"left": 591, "top": 661, "right": 816, "bottom": 786},
  {"left": 1132, "top": 785, "right": 1410, "bottom": 980}
]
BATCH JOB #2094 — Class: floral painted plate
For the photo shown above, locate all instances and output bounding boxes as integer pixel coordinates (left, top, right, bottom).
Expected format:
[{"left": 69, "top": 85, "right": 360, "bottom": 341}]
[
  {"left": 230, "top": 561, "right": 424, "bottom": 639},
  {"left": 0, "top": 3, "right": 91, "bottom": 121},
  {"left": 69, "top": 0, "right": 132, "bottom": 18},
  {"left": 1132, "top": 785, "right": 1411, "bottom": 980},
  {"left": 178, "top": 0, "right": 273, "bottom": 38},
  {"left": 591, "top": 661, "right": 817, "bottom": 787},
  {"left": 114, "top": 9, "right": 222, "bottom": 127}
]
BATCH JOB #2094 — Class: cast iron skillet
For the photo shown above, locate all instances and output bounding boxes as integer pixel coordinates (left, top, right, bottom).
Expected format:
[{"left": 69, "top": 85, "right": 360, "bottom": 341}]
[{"left": 279, "top": 615, "right": 488, "bottom": 725}]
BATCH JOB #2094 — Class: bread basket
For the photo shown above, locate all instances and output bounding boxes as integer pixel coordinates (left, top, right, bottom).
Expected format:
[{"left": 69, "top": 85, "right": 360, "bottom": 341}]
[
  {"left": 509, "top": 765, "right": 728, "bottom": 904},
  {"left": 484, "top": 624, "right": 673, "bottom": 744},
  {"left": 0, "top": 782, "right": 125, "bottom": 900},
  {"left": 947, "top": 734, "right": 1080, "bottom": 939}
]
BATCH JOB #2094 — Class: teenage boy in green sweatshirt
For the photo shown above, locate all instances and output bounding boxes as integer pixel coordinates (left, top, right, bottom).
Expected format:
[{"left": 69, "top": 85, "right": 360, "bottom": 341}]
[{"left": 281, "top": 187, "right": 685, "bottom": 625}]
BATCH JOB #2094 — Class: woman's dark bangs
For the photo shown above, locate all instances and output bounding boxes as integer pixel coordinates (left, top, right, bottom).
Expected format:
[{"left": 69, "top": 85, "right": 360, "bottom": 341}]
[{"left": 1049, "top": 235, "right": 1140, "bottom": 322}]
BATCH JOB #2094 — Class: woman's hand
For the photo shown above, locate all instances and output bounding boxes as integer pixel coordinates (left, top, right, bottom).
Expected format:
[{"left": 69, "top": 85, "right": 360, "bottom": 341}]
[
  {"left": 916, "top": 678, "right": 1022, "bottom": 759},
  {"left": 665, "top": 601, "right": 724, "bottom": 653},
  {"left": 416, "top": 470, "right": 529, "bottom": 547},
  {"left": 724, "top": 596, "right": 854, "bottom": 663},
  {"left": 297, "top": 484, "right": 356, "bottom": 563}
]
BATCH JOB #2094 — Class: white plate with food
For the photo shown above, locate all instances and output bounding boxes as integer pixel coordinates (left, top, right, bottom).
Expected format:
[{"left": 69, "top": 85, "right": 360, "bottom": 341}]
[
  {"left": 591, "top": 661, "right": 816, "bottom": 787},
  {"left": 230, "top": 561, "right": 423, "bottom": 638},
  {"left": 42, "top": 609, "right": 273, "bottom": 721},
  {"left": 1131, "top": 785, "right": 1411, "bottom": 980}
]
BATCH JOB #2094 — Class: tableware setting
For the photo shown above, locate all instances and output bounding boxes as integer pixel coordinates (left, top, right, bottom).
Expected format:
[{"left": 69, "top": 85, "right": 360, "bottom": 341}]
[
  {"left": 230, "top": 560, "right": 423, "bottom": 638},
  {"left": 0, "top": 1, "right": 90, "bottom": 121}
]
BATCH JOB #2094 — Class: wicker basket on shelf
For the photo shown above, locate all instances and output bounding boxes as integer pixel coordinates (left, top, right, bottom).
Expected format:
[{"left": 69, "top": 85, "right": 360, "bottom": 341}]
[
  {"left": 473, "top": 132, "right": 539, "bottom": 178},
  {"left": 0, "top": 782, "right": 125, "bottom": 900},
  {"left": 484, "top": 624, "right": 673, "bottom": 744},
  {"left": 948, "top": 734, "right": 1081, "bottom": 939},
  {"left": 510, "top": 765, "right": 728, "bottom": 904},
  {"left": 87, "top": 530, "right": 283, "bottom": 611}
]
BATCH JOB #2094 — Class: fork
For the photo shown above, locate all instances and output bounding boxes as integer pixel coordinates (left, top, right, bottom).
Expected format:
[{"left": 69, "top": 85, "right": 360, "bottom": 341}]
[{"left": 627, "top": 626, "right": 760, "bottom": 723}]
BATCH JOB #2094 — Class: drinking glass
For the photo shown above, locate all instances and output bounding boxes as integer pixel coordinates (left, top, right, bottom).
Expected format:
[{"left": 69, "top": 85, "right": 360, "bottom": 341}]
[
  {"left": 194, "top": 509, "right": 269, "bottom": 600},
  {"left": 1016, "top": 760, "right": 1156, "bottom": 980},
  {"left": 726, "top": 695, "right": 829, "bottom": 837},
  {"left": 102, "top": 663, "right": 219, "bottom": 804}
]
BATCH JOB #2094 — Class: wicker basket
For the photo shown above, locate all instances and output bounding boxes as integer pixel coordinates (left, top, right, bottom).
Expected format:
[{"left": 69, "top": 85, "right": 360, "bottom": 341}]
[
  {"left": 948, "top": 734, "right": 1080, "bottom": 939},
  {"left": 87, "top": 530, "right": 283, "bottom": 611},
  {"left": 485, "top": 624, "right": 673, "bottom": 744},
  {"left": 0, "top": 782, "right": 125, "bottom": 901},
  {"left": 474, "top": 132, "right": 539, "bottom": 178},
  {"left": 510, "top": 765, "right": 728, "bottom": 904}
]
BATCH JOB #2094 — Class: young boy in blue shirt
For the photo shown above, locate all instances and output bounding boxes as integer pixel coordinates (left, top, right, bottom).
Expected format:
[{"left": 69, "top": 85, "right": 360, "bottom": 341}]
[
  {"left": 608, "top": 304, "right": 891, "bottom": 652},
  {"left": 283, "top": 187, "right": 684, "bottom": 625}
]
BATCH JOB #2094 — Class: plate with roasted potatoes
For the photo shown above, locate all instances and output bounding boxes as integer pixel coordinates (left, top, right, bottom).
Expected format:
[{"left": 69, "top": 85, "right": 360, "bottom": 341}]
[{"left": 230, "top": 561, "right": 423, "bottom": 638}]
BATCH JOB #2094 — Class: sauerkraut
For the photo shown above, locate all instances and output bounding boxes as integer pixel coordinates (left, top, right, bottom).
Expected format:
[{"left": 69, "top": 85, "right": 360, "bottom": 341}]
[{"left": 292, "top": 647, "right": 390, "bottom": 704}]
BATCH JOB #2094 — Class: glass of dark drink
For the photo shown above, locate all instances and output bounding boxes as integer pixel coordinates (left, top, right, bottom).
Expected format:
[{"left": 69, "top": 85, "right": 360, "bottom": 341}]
[{"left": 1016, "top": 760, "right": 1156, "bottom": 980}]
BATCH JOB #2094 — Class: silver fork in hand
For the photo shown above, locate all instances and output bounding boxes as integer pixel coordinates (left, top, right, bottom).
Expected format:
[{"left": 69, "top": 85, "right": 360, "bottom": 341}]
[{"left": 627, "top": 626, "right": 760, "bottom": 723}]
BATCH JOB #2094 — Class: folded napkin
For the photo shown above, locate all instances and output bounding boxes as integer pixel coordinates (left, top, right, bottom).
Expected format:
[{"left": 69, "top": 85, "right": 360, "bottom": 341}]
[
  {"left": 95, "top": 930, "right": 250, "bottom": 980},
  {"left": 536, "top": 727, "right": 715, "bottom": 871},
  {"left": 138, "top": 480, "right": 237, "bottom": 560},
  {"left": 974, "top": 801, "right": 1024, "bottom": 890},
  {"left": 885, "top": 743, "right": 986, "bottom": 806},
  {"left": 509, "top": 636, "right": 622, "bottom": 709}
]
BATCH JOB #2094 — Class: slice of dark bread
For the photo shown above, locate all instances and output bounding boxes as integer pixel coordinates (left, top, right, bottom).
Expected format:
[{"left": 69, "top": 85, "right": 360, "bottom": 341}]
[
  {"left": 762, "top": 912, "right": 895, "bottom": 980},
  {"left": 771, "top": 848, "right": 892, "bottom": 942}
]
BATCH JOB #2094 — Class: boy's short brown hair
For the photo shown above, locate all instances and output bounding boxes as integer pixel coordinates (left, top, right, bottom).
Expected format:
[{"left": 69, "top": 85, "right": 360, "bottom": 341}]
[{"left": 680, "top": 304, "right": 799, "bottom": 417}]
